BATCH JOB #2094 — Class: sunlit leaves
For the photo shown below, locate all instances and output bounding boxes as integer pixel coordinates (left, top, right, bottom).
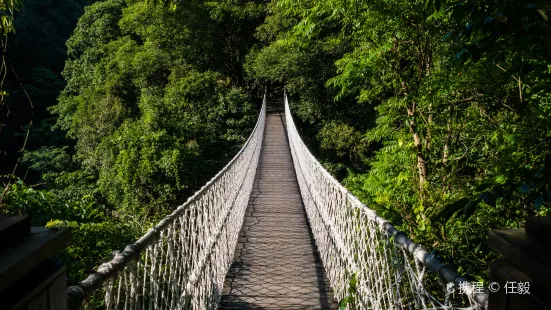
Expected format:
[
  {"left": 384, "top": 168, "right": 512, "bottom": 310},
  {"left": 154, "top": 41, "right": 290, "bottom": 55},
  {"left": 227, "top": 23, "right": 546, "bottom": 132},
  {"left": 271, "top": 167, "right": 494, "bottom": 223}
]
[{"left": 0, "top": 0, "right": 22, "bottom": 35}]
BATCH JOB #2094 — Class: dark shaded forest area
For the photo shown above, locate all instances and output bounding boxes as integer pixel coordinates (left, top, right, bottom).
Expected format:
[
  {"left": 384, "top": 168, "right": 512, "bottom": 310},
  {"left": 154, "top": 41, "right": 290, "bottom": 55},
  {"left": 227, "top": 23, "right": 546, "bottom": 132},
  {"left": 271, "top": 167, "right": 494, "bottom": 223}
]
[
  {"left": 1, "top": 0, "right": 92, "bottom": 179},
  {"left": 1, "top": 0, "right": 550, "bottom": 301}
]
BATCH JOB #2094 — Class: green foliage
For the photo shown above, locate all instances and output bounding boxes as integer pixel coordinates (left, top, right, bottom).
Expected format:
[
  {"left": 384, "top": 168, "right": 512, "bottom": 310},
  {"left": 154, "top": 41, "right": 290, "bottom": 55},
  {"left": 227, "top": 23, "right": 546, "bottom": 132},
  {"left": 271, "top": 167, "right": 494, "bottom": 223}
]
[
  {"left": 338, "top": 273, "right": 357, "bottom": 310},
  {"left": 22, "top": 146, "right": 73, "bottom": 174},
  {"left": 1, "top": 177, "right": 102, "bottom": 225},
  {"left": 318, "top": 121, "right": 368, "bottom": 170},
  {"left": 249, "top": 0, "right": 551, "bottom": 287},
  {"left": 47, "top": 219, "right": 135, "bottom": 281},
  {"left": 0, "top": 0, "right": 21, "bottom": 35},
  {"left": 3, "top": 0, "right": 265, "bottom": 286},
  {"left": 49, "top": 0, "right": 262, "bottom": 223},
  {"left": 0, "top": 177, "right": 134, "bottom": 282}
]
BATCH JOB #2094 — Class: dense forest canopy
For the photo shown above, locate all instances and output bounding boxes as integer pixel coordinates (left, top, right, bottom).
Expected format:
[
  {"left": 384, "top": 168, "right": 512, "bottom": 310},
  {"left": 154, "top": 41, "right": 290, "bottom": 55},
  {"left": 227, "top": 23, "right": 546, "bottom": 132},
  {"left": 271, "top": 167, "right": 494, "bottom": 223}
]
[{"left": 0, "top": 0, "right": 550, "bottom": 303}]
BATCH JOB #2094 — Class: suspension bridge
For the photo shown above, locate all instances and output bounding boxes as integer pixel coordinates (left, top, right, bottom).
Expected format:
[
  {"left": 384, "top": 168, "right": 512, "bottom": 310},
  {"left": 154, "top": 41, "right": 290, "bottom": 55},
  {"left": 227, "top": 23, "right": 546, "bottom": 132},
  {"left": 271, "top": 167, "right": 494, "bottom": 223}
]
[{"left": 66, "top": 91, "right": 489, "bottom": 310}]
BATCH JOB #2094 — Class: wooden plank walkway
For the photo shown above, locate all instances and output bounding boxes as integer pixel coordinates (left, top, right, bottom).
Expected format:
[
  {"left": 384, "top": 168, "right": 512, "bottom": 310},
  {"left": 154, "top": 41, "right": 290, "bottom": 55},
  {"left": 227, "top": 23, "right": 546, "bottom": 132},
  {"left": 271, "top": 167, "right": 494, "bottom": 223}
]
[{"left": 219, "top": 97, "right": 337, "bottom": 309}]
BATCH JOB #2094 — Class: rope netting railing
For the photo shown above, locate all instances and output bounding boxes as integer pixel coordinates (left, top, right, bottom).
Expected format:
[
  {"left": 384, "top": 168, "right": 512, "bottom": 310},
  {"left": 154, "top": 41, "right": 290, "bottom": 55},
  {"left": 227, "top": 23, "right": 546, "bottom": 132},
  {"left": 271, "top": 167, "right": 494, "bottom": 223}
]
[
  {"left": 284, "top": 91, "right": 489, "bottom": 310},
  {"left": 66, "top": 93, "right": 266, "bottom": 310}
]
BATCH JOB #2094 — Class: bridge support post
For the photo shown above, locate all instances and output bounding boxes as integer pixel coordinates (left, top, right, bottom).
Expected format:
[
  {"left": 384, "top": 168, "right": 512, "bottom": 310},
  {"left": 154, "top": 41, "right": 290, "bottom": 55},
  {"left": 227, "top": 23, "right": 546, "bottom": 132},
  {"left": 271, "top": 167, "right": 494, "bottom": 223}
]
[
  {"left": 488, "top": 216, "right": 551, "bottom": 309},
  {"left": 0, "top": 216, "right": 70, "bottom": 310}
]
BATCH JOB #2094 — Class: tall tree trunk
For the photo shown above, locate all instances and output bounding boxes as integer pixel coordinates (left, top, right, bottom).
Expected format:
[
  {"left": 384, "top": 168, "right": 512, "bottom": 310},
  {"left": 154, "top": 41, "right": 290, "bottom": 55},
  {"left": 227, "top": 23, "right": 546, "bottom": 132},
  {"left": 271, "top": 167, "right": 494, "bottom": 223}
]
[
  {"left": 426, "top": 104, "right": 432, "bottom": 150},
  {"left": 442, "top": 121, "right": 452, "bottom": 166},
  {"left": 407, "top": 102, "right": 428, "bottom": 191}
]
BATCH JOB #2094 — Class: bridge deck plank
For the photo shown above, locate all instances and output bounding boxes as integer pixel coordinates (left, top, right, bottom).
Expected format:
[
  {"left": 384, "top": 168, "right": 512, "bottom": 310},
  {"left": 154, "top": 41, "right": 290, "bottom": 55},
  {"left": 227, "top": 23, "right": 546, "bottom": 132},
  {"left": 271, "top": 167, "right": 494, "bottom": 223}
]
[{"left": 219, "top": 99, "right": 337, "bottom": 310}]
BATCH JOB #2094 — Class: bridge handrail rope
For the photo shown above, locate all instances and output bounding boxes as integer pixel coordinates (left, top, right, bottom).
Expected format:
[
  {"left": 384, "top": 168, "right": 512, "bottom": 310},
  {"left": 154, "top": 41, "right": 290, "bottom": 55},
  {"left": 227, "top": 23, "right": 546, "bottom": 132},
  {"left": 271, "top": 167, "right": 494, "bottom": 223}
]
[
  {"left": 284, "top": 91, "right": 489, "bottom": 310},
  {"left": 67, "top": 90, "right": 267, "bottom": 310}
]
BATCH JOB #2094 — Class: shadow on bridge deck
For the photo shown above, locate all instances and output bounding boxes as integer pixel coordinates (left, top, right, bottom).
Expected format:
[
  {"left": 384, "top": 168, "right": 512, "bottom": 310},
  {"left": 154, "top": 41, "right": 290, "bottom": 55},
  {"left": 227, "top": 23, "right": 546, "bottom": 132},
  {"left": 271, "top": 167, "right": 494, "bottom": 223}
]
[{"left": 219, "top": 96, "right": 337, "bottom": 310}]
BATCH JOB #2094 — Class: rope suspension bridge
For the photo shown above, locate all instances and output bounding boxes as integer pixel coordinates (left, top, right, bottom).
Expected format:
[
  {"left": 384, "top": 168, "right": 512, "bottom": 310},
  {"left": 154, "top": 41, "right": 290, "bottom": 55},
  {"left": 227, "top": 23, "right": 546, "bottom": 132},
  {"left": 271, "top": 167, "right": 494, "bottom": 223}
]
[{"left": 66, "top": 91, "right": 489, "bottom": 310}]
